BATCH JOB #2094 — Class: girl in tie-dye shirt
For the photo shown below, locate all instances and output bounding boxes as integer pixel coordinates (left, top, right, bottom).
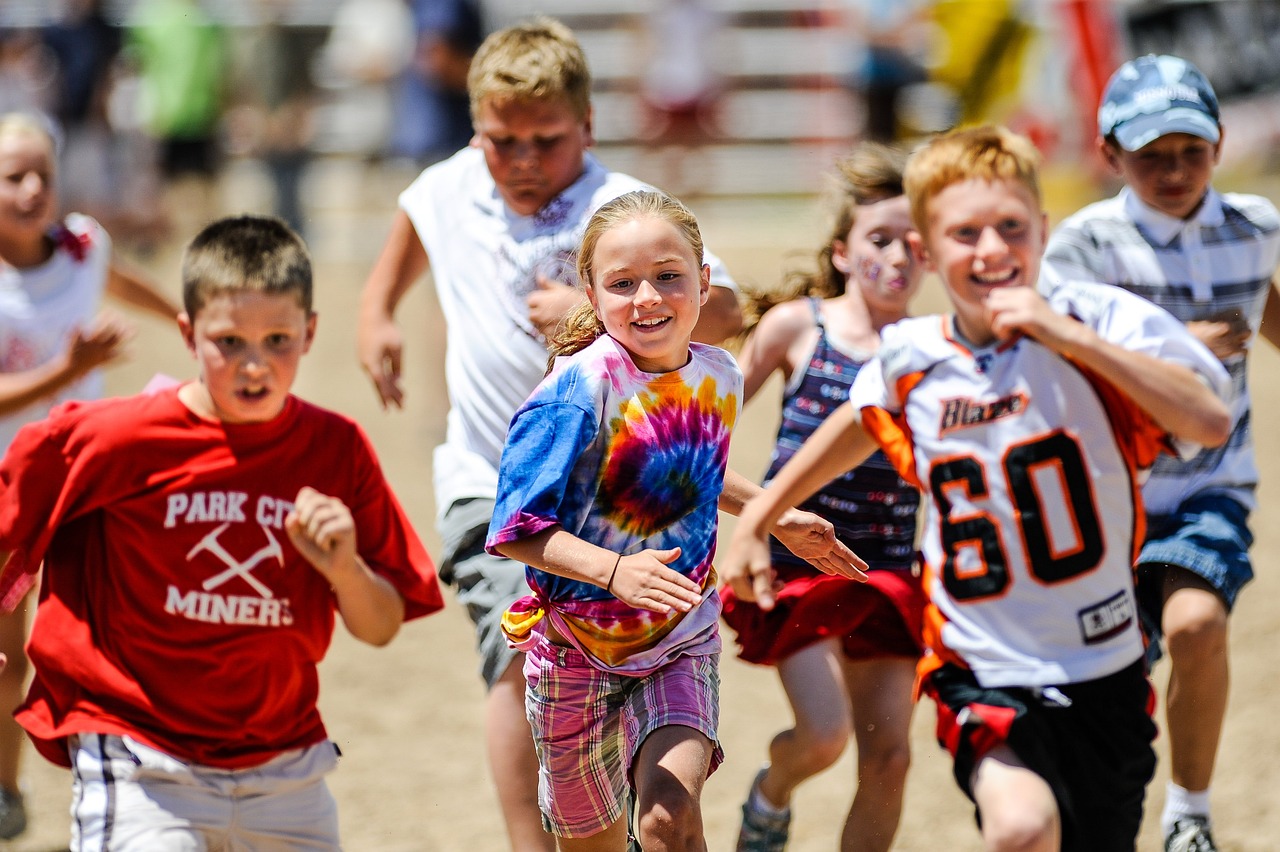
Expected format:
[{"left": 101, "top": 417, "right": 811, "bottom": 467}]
[{"left": 486, "top": 191, "right": 866, "bottom": 847}]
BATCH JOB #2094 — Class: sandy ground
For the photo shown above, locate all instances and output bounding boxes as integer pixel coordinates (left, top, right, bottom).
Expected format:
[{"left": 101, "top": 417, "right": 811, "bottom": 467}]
[{"left": 5, "top": 158, "right": 1280, "bottom": 851}]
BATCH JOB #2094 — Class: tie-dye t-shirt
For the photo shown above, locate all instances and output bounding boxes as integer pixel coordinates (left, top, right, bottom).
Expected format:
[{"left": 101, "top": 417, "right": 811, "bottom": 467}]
[{"left": 486, "top": 334, "right": 743, "bottom": 675}]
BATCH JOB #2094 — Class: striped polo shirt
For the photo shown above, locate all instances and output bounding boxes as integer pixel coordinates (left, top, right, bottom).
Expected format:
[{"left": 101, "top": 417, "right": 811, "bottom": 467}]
[{"left": 1041, "top": 186, "right": 1280, "bottom": 514}]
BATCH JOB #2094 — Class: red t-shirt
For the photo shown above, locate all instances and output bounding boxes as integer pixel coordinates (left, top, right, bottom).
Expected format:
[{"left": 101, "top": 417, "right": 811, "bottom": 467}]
[{"left": 0, "top": 387, "right": 442, "bottom": 769}]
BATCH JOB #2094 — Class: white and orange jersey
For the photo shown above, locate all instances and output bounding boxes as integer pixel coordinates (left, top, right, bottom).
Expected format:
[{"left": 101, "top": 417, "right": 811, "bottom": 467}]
[{"left": 850, "top": 281, "right": 1230, "bottom": 688}]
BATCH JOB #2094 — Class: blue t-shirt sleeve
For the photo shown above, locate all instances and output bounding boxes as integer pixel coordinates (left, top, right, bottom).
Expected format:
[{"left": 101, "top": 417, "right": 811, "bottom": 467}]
[{"left": 485, "top": 401, "right": 598, "bottom": 555}]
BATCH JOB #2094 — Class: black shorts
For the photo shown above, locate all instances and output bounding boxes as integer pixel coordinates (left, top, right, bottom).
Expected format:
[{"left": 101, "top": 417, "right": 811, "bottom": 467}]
[{"left": 925, "top": 661, "right": 1157, "bottom": 852}]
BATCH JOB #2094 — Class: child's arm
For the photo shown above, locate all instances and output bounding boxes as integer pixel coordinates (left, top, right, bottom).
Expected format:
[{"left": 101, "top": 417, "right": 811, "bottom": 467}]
[
  {"left": 722, "top": 404, "right": 881, "bottom": 609},
  {"left": 493, "top": 527, "right": 703, "bottom": 615},
  {"left": 286, "top": 486, "right": 406, "bottom": 646},
  {"left": 1257, "top": 278, "right": 1280, "bottom": 351},
  {"left": 719, "top": 468, "right": 866, "bottom": 581},
  {"left": 736, "top": 299, "right": 810, "bottom": 402},
  {"left": 987, "top": 286, "right": 1231, "bottom": 446},
  {"left": 105, "top": 257, "right": 181, "bottom": 322},
  {"left": 357, "top": 210, "right": 430, "bottom": 409},
  {"left": 0, "top": 315, "right": 132, "bottom": 417}
]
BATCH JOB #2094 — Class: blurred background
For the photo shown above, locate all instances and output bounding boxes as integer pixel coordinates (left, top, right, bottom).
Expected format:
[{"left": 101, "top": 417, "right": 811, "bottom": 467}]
[{"left": 2, "top": 0, "right": 1279, "bottom": 252}]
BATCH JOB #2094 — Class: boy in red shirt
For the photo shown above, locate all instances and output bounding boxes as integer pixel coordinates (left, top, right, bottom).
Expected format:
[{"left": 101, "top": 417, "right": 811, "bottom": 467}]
[{"left": 0, "top": 214, "right": 442, "bottom": 850}]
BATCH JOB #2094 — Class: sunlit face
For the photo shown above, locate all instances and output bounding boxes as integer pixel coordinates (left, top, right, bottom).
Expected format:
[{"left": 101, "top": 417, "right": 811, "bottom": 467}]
[
  {"left": 179, "top": 291, "right": 316, "bottom": 424},
  {"left": 911, "top": 178, "right": 1047, "bottom": 347},
  {"left": 586, "top": 215, "right": 710, "bottom": 373},
  {"left": 1101, "top": 131, "right": 1220, "bottom": 220},
  {"left": 0, "top": 129, "right": 57, "bottom": 246},
  {"left": 472, "top": 96, "right": 593, "bottom": 217},
  {"left": 832, "top": 195, "right": 920, "bottom": 318}
]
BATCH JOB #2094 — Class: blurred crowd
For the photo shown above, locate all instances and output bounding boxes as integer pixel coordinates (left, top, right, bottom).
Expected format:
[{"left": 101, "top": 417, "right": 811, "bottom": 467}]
[
  {"left": 0, "top": 0, "right": 483, "bottom": 249},
  {"left": 1, "top": 0, "right": 1274, "bottom": 250}
]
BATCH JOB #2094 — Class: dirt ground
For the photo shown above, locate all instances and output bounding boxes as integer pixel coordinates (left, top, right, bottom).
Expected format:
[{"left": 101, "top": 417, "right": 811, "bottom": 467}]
[{"left": 6, "top": 159, "right": 1280, "bottom": 851}]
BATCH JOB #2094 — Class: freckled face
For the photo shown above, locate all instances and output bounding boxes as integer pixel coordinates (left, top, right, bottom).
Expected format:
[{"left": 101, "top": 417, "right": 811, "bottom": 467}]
[
  {"left": 833, "top": 195, "right": 920, "bottom": 317},
  {"left": 911, "top": 178, "right": 1047, "bottom": 346},
  {"left": 586, "top": 216, "right": 709, "bottom": 373},
  {"left": 179, "top": 291, "right": 316, "bottom": 424}
]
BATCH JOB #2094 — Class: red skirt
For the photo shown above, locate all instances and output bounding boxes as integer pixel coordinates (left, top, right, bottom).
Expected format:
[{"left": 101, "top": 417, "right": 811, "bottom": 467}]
[{"left": 720, "top": 564, "right": 926, "bottom": 666}]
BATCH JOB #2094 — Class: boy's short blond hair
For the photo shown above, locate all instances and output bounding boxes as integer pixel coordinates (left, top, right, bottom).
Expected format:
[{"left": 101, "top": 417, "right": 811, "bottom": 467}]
[
  {"left": 182, "top": 215, "right": 312, "bottom": 317},
  {"left": 905, "top": 125, "right": 1043, "bottom": 231},
  {"left": 467, "top": 17, "right": 591, "bottom": 123}
]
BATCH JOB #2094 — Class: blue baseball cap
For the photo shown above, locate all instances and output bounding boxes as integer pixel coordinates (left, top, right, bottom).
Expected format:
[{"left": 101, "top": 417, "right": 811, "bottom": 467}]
[{"left": 1098, "top": 55, "right": 1221, "bottom": 151}]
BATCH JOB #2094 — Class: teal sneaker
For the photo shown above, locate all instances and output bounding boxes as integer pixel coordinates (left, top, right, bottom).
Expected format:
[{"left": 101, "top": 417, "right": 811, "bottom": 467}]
[{"left": 735, "top": 767, "right": 790, "bottom": 852}]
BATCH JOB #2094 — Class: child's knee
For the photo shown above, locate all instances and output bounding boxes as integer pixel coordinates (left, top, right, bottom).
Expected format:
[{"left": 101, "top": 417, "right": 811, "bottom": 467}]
[
  {"left": 635, "top": 778, "right": 702, "bottom": 850},
  {"left": 980, "top": 803, "right": 1059, "bottom": 852},
  {"left": 791, "top": 718, "right": 849, "bottom": 772},
  {"left": 1164, "top": 590, "right": 1229, "bottom": 657},
  {"left": 857, "top": 738, "right": 911, "bottom": 787}
]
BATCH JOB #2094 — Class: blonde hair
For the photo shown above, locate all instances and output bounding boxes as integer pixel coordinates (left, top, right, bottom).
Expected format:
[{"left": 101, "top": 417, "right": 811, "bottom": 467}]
[
  {"left": 904, "top": 125, "right": 1042, "bottom": 232},
  {"left": 548, "top": 190, "right": 704, "bottom": 363},
  {"left": 0, "top": 111, "right": 59, "bottom": 159},
  {"left": 743, "top": 142, "right": 907, "bottom": 328},
  {"left": 182, "top": 214, "right": 312, "bottom": 316},
  {"left": 468, "top": 17, "right": 591, "bottom": 123}
]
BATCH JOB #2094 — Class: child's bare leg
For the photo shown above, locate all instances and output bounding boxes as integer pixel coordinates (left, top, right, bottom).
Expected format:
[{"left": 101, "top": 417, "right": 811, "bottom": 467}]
[
  {"left": 0, "top": 602, "right": 29, "bottom": 794},
  {"left": 760, "top": 638, "right": 850, "bottom": 808},
  {"left": 1160, "top": 571, "right": 1229, "bottom": 793},
  {"left": 553, "top": 816, "right": 628, "bottom": 852},
  {"left": 970, "top": 745, "right": 1059, "bottom": 852},
  {"left": 487, "top": 659, "right": 556, "bottom": 852},
  {"left": 632, "top": 725, "right": 714, "bottom": 852},
  {"left": 840, "top": 656, "right": 915, "bottom": 852}
]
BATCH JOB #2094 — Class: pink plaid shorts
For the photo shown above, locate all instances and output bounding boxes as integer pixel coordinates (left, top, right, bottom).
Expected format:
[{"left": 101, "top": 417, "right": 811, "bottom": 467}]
[{"left": 522, "top": 635, "right": 723, "bottom": 837}]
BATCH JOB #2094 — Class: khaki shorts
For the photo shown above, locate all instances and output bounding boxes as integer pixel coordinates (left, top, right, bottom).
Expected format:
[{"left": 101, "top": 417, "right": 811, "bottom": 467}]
[{"left": 438, "top": 497, "right": 529, "bottom": 688}]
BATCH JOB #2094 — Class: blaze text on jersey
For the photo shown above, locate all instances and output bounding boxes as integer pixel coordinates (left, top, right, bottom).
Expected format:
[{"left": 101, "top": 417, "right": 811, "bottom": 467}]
[
  {"left": 939, "top": 392, "right": 1028, "bottom": 435},
  {"left": 162, "top": 490, "right": 298, "bottom": 628}
]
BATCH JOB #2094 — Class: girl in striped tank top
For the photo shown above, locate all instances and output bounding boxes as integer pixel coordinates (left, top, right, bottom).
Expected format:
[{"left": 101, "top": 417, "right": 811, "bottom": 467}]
[{"left": 722, "top": 143, "right": 925, "bottom": 852}]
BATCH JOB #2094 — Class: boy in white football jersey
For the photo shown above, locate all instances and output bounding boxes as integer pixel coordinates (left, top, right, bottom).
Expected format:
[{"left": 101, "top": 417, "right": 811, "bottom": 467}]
[
  {"left": 355, "top": 17, "right": 742, "bottom": 851},
  {"left": 720, "top": 125, "right": 1231, "bottom": 852}
]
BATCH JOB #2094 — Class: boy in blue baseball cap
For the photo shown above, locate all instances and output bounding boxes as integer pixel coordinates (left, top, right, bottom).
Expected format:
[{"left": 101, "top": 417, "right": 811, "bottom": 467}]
[{"left": 1042, "top": 54, "right": 1280, "bottom": 852}]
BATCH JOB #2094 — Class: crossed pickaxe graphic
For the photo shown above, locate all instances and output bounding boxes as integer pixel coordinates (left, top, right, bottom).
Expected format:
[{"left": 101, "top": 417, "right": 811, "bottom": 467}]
[{"left": 189, "top": 523, "right": 284, "bottom": 599}]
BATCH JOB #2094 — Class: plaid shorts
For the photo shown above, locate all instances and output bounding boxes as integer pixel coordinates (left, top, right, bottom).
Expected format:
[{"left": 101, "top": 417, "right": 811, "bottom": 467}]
[{"left": 522, "top": 635, "right": 723, "bottom": 838}]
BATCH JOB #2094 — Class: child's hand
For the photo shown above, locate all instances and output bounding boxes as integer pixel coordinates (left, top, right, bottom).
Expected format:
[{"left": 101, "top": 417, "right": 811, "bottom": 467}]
[
  {"left": 985, "top": 286, "right": 1070, "bottom": 347},
  {"left": 1188, "top": 312, "right": 1251, "bottom": 361},
  {"left": 66, "top": 313, "right": 133, "bottom": 375},
  {"left": 527, "top": 275, "right": 586, "bottom": 339},
  {"left": 608, "top": 547, "right": 702, "bottom": 614},
  {"left": 720, "top": 529, "right": 781, "bottom": 610},
  {"left": 773, "top": 508, "right": 869, "bottom": 581},
  {"left": 357, "top": 315, "right": 405, "bottom": 409},
  {"left": 286, "top": 487, "right": 358, "bottom": 583}
]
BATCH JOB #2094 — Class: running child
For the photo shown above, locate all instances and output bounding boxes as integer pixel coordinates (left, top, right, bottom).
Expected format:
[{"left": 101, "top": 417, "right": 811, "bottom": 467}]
[
  {"left": 0, "top": 214, "right": 443, "bottom": 851},
  {"left": 486, "top": 190, "right": 864, "bottom": 852},
  {"left": 0, "top": 109, "right": 181, "bottom": 840},
  {"left": 1041, "top": 54, "right": 1280, "bottom": 852},
  {"left": 356, "top": 17, "right": 743, "bottom": 850},
  {"left": 721, "top": 126, "right": 1232, "bottom": 852},
  {"left": 722, "top": 142, "right": 925, "bottom": 852}
]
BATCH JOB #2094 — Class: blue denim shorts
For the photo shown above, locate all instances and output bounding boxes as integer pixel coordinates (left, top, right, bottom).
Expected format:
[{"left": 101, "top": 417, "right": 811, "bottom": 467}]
[
  {"left": 1138, "top": 493, "right": 1253, "bottom": 609},
  {"left": 1137, "top": 493, "right": 1253, "bottom": 665}
]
